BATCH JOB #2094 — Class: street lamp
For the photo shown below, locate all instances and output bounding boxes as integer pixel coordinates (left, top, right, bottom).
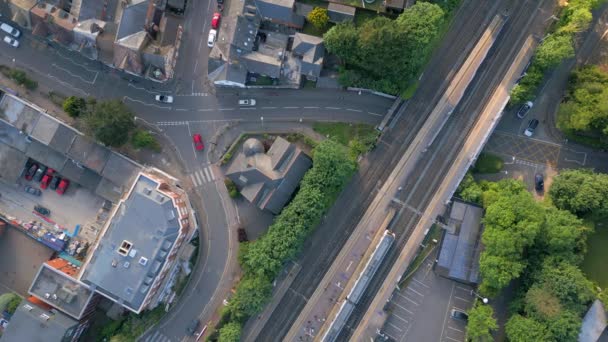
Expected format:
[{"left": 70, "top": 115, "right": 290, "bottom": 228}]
[{"left": 471, "top": 290, "right": 489, "bottom": 304}]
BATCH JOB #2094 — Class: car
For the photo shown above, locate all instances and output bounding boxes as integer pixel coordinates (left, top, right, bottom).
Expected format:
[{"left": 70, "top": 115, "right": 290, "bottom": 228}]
[
  {"left": 237, "top": 228, "right": 248, "bottom": 242},
  {"left": 524, "top": 119, "right": 539, "bottom": 137},
  {"left": 238, "top": 99, "right": 256, "bottom": 106},
  {"left": 207, "top": 29, "right": 217, "bottom": 48},
  {"left": 217, "top": 0, "right": 223, "bottom": 4},
  {"left": 49, "top": 176, "right": 61, "bottom": 190},
  {"left": 34, "top": 205, "right": 50, "bottom": 216},
  {"left": 24, "top": 186, "right": 41, "bottom": 196},
  {"left": 516, "top": 101, "right": 533, "bottom": 119},
  {"left": 40, "top": 174, "right": 52, "bottom": 189},
  {"left": 211, "top": 12, "right": 221, "bottom": 29},
  {"left": 535, "top": 174, "right": 544, "bottom": 192},
  {"left": 56, "top": 179, "right": 70, "bottom": 195},
  {"left": 33, "top": 165, "right": 48, "bottom": 182},
  {"left": 451, "top": 309, "right": 469, "bottom": 321},
  {"left": 186, "top": 319, "right": 200, "bottom": 335},
  {"left": 0, "top": 23, "right": 21, "bottom": 38},
  {"left": 154, "top": 95, "right": 174, "bottom": 103},
  {"left": 24, "top": 164, "right": 38, "bottom": 181},
  {"left": 192, "top": 134, "right": 204, "bottom": 151},
  {"left": 3, "top": 36, "right": 19, "bottom": 48}
]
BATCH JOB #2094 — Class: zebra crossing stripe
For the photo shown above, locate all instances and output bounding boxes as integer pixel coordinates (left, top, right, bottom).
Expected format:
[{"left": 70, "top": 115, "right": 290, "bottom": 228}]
[
  {"left": 203, "top": 168, "right": 212, "bottom": 182},
  {"left": 195, "top": 171, "right": 203, "bottom": 185},
  {"left": 190, "top": 174, "right": 198, "bottom": 186},
  {"left": 209, "top": 167, "right": 216, "bottom": 180}
]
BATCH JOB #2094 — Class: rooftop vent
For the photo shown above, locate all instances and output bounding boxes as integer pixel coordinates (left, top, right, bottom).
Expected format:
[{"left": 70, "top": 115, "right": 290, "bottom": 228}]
[
  {"left": 111, "top": 259, "right": 118, "bottom": 268},
  {"left": 144, "top": 188, "right": 152, "bottom": 195},
  {"left": 118, "top": 240, "right": 132, "bottom": 256},
  {"left": 123, "top": 261, "right": 130, "bottom": 268},
  {"left": 139, "top": 257, "right": 148, "bottom": 266},
  {"left": 128, "top": 249, "right": 138, "bottom": 258}
]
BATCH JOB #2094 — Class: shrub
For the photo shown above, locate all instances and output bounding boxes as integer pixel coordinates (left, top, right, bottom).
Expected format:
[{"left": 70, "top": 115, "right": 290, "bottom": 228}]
[
  {"left": 224, "top": 178, "right": 239, "bottom": 198},
  {"left": 307, "top": 7, "right": 329, "bottom": 29},
  {"left": 131, "top": 129, "right": 161, "bottom": 152},
  {"left": 472, "top": 153, "right": 503, "bottom": 173},
  {"left": 63, "top": 96, "right": 87, "bottom": 117}
]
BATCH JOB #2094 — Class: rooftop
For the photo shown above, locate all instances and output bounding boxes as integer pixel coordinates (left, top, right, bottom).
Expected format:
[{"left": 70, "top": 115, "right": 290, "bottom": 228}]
[
  {"left": 0, "top": 299, "right": 78, "bottom": 342},
  {"left": 28, "top": 262, "right": 95, "bottom": 319},
  {"left": 580, "top": 300, "right": 607, "bottom": 342},
  {"left": 116, "top": 0, "right": 149, "bottom": 40},
  {"left": 80, "top": 174, "right": 181, "bottom": 312}
]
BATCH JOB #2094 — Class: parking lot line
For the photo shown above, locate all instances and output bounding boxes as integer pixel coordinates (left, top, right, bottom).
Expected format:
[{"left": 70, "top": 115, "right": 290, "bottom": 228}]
[
  {"left": 391, "top": 313, "right": 409, "bottom": 324},
  {"left": 444, "top": 335, "right": 461, "bottom": 342},
  {"left": 406, "top": 286, "right": 424, "bottom": 297},
  {"left": 412, "top": 278, "right": 430, "bottom": 288},
  {"left": 456, "top": 285, "right": 469, "bottom": 292},
  {"left": 387, "top": 322, "right": 404, "bottom": 332},
  {"left": 448, "top": 326, "right": 464, "bottom": 333},
  {"left": 396, "top": 292, "right": 419, "bottom": 306},
  {"left": 454, "top": 296, "right": 470, "bottom": 302},
  {"left": 391, "top": 301, "right": 414, "bottom": 315}
]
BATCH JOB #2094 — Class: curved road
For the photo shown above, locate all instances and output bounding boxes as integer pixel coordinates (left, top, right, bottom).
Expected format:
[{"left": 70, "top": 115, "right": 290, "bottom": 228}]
[{"left": 0, "top": 2, "right": 393, "bottom": 341}]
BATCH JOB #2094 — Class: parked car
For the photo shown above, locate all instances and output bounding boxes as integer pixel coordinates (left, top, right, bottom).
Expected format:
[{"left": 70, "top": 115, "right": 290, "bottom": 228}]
[
  {"left": 40, "top": 174, "right": 52, "bottom": 189},
  {"left": 211, "top": 12, "right": 221, "bottom": 29},
  {"left": 0, "top": 23, "right": 21, "bottom": 38},
  {"left": 207, "top": 29, "right": 217, "bottom": 48},
  {"left": 34, "top": 205, "right": 50, "bottom": 216},
  {"left": 516, "top": 101, "right": 533, "bottom": 119},
  {"left": 192, "top": 134, "right": 204, "bottom": 151},
  {"left": 237, "top": 228, "right": 248, "bottom": 242},
  {"left": 24, "top": 186, "right": 41, "bottom": 196},
  {"left": 186, "top": 319, "right": 200, "bottom": 335},
  {"left": 154, "top": 95, "right": 174, "bottom": 103},
  {"left": 33, "top": 165, "right": 48, "bottom": 182},
  {"left": 238, "top": 99, "right": 256, "bottom": 106},
  {"left": 451, "top": 309, "right": 469, "bottom": 321},
  {"left": 24, "top": 164, "right": 38, "bottom": 181},
  {"left": 535, "top": 174, "right": 544, "bottom": 192},
  {"left": 3, "top": 36, "right": 19, "bottom": 48},
  {"left": 524, "top": 119, "right": 539, "bottom": 137},
  {"left": 49, "top": 176, "right": 61, "bottom": 190},
  {"left": 56, "top": 179, "right": 70, "bottom": 195}
]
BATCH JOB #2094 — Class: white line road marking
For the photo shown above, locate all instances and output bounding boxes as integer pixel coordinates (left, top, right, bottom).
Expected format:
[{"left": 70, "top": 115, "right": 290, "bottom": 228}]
[
  {"left": 412, "top": 278, "right": 430, "bottom": 288},
  {"left": 345, "top": 261, "right": 353, "bottom": 272},
  {"left": 194, "top": 59, "right": 199, "bottom": 73},
  {"left": 262, "top": 106, "right": 277, "bottom": 109},
  {"left": 391, "top": 313, "right": 409, "bottom": 323},
  {"left": 175, "top": 108, "right": 188, "bottom": 111},
  {"left": 208, "top": 167, "right": 216, "bottom": 180},
  {"left": 220, "top": 108, "right": 235, "bottom": 111},
  {"left": 190, "top": 174, "right": 198, "bottom": 187},
  {"left": 284, "top": 106, "right": 299, "bottom": 109},
  {"left": 444, "top": 336, "right": 461, "bottom": 342},
  {"left": 52, "top": 63, "right": 98, "bottom": 84},
  {"left": 454, "top": 296, "right": 470, "bottom": 302},
  {"left": 304, "top": 106, "right": 319, "bottom": 109},
  {"left": 195, "top": 171, "right": 203, "bottom": 185},
  {"left": 406, "top": 287, "right": 424, "bottom": 297},
  {"left": 203, "top": 168, "right": 212, "bottom": 182},
  {"left": 396, "top": 292, "right": 419, "bottom": 305},
  {"left": 456, "top": 286, "right": 469, "bottom": 292},
  {"left": 346, "top": 108, "right": 362, "bottom": 112},
  {"left": 387, "top": 322, "right": 403, "bottom": 332},
  {"left": 240, "top": 107, "right": 256, "bottom": 110},
  {"left": 448, "top": 326, "right": 464, "bottom": 333},
  {"left": 440, "top": 283, "right": 456, "bottom": 342},
  {"left": 123, "top": 96, "right": 171, "bottom": 109},
  {"left": 368, "top": 112, "right": 383, "bottom": 117},
  {"left": 391, "top": 301, "right": 414, "bottom": 315},
  {"left": 325, "top": 106, "right": 341, "bottom": 110},
  {"left": 199, "top": 108, "right": 213, "bottom": 112}
]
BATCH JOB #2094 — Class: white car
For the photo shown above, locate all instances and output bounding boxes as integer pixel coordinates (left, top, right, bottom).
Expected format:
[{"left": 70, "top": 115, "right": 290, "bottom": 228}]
[
  {"left": 155, "top": 95, "right": 174, "bottom": 103},
  {"left": 3, "top": 36, "right": 19, "bottom": 48},
  {"left": 207, "top": 29, "right": 217, "bottom": 48},
  {"left": 238, "top": 99, "right": 256, "bottom": 106},
  {"left": 1, "top": 23, "right": 20, "bottom": 38}
]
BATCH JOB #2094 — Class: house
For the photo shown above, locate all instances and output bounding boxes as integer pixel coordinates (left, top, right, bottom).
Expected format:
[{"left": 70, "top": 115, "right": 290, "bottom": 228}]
[
  {"left": 4, "top": 0, "right": 37, "bottom": 29},
  {"left": 434, "top": 200, "right": 483, "bottom": 285},
  {"left": 292, "top": 33, "right": 325, "bottom": 80},
  {"left": 254, "top": 0, "right": 305, "bottom": 29},
  {"left": 226, "top": 137, "right": 312, "bottom": 214},
  {"left": 327, "top": 3, "right": 355, "bottom": 23},
  {"left": 79, "top": 171, "right": 192, "bottom": 313},
  {"left": 30, "top": 2, "right": 78, "bottom": 46}
]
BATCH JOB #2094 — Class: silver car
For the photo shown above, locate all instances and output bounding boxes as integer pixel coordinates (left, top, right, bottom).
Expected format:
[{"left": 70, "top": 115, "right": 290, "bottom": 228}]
[
  {"left": 238, "top": 99, "right": 256, "bottom": 106},
  {"left": 3, "top": 36, "right": 19, "bottom": 48}
]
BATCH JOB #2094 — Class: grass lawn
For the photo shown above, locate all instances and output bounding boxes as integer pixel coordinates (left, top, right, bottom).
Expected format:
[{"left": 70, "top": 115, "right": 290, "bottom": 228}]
[
  {"left": 582, "top": 222, "right": 608, "bottom": 288},
  {"left": 472, "top": 153, "right": 504, "bottom": 174},
  {"left": 302, "top": 21, "right": 334, "bottom": 37},
  {"left": 313, "top": 122, "right": 377, "bottom": 146}
]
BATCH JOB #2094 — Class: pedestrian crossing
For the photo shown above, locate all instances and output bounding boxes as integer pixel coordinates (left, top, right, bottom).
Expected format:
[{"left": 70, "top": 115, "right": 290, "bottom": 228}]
[
  {"left": 157, "top": 121, "right": 189, "bottom": 126},
  {"left": 144, "top": 330, "right": 172, "bottom": 342},
  {"left": 190, "top": 166, "right": 216, "bottom": 187}
]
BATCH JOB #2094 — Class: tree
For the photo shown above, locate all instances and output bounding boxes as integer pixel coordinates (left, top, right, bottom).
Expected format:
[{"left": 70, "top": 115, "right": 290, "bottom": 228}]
[
  {"left": 131, "top": 129, "right": 161, "bottom": 152},
  {"left": 466, "top": 303, "right": 497, "bottom": 342},
  {"left": 524, "top": 285, "right": 563, "bottom": 320},
  {"left": 534, "top": 34, "right": 574, "bottom": 70},
  {"left": 478, "top": 254, "right": 525, "bottom": 296},
  {"left": 228, "top": 274, "right": 273, "bottom": 320},
  {"left": 63, "top": 96, "right": 87, "bottom": 117},
  {"left": 307, "top": 7, "right": 329, "bottom": 29},
  {"left": 547, "top": 310, "right": 583, "bottom": 342},
  {"left": 84, "top": 100, "right": 135, "bottom": 147},
  {"left": 549, "top": 169, "right": 608, "bottom": 217},
  {"left": 218, "top": 321, "right": 242, "bottom": 342},
  {"left": 536, "top": 207, "right": 590, "bottom": 264},
  {"left": 324, "top": 23, "right": 358, "bottom": 63},
  {"left": 456, "top": 173, "right": 483, "bottom": 204},
  {"left": 505, "top": 315, "right": 551, "bottom": 342},
  {"left": 535, "top": 260, "right": 595, "bottom": 315}
]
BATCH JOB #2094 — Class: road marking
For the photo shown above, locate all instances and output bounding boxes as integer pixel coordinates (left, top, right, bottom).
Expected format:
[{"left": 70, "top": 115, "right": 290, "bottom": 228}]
[
  {"left": 346, "top": 108, "right": 362, "bottom": 112},
  {"left": 396, "top": 292, "right": 419, "bottom": 305},
  {"left": 391, "top": 313, "right": 409, "bottom": 323},
  {"left": 325, "top": 106, "right": 341, "bottom": 110},
  {"left": 262, "top": 106, "right": 277, "bottom": 109},
  {"left": 240, "top": 107, "right": 256, "bottom": 110},
  {"left": 195, "top": 171, "right": 203, "bottom": 185},
  {"left": 175, "top": 108, "right": 188, "bottom": 111},
  {"left": 444, "top": 336, "right": 461, "bottom": 342},
  {"left": 387, "top": 322, "right": 403, "bottom": 332},
  {"left": 406, "top": 287, "right": 424, "bottom": 297},
  {"left": 368, "top": 112, "right": 383, "bottom": 117},
  {"left": 123, "top": 96, "right": 171, "bottom": 109},
  {"left": 454, "top": 296, "right": 470, "bottom": 302},
  {"left": 203, "top": 168, "right": 212, "bottom": 181},
  {"left": 391, "top": 301, "right": 414, "bottom": 315},
  {"left": 199, "top": 108, "right": 213, "bottom": 112},
  {"left": 284, "top": 106, "right": 299, "bottom": 109},
  {"left": 456, "top": 286, "right": 469, "bottom": 292},
  {"left": 194, "top": 59, "right": 199, "bottom": 73},
  {"left": 304, "top": 106, "right": 319, "bottom": 109},
  {"left": 52, "top": 63, "right": 97, "bottom": 84},
  {"left": 220, "top": 108, "right": 235, "bottom": 111},
  {"left": 440, "top": 283, "right": 456, "bottom": 342},
  {"left": 190, "top": 174, "right": 198, "bottom": 187},
  {"left": 448, "top": 326, "right": 464, "bottom": 333}
]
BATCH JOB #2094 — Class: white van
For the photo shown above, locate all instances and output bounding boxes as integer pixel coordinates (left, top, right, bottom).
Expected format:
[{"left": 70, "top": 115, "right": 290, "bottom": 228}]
[{"left": 0, "top": 23, "right": 21, "bottom": 38}]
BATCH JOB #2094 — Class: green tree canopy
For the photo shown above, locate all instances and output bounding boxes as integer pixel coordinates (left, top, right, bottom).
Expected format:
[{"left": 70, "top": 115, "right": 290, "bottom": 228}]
[
  {"left": 466, "top": 303, "right": 497, "bottom": 342},
  {"left": 547, "top": 310, "right": 583, "bottom": 342},
  {"left": 505, "top": 315, "right": 551, "bottom": 342},
  {"left": 63, "top": 96, "right": 87, "bottom": 118},
  {"left": 218, "top": 321, "right": 242, "bottom": 342},
  {"left": 307, "top": 7, "right": 329, "bottom": 29},
  {"left": 228, "top": 274, "right": 273, "bottom": 320},
  {"left": 84, "top": 100, "right": 135, "bottom": 147},
  {"left": 456, "top": 172, "right": 483, "bottom": 204},
  {"left": 549, "top": 169, "right": 608, "bottom": 217},
  {"left": 536, "top": 206, "right": 590, "bottom": 264}
]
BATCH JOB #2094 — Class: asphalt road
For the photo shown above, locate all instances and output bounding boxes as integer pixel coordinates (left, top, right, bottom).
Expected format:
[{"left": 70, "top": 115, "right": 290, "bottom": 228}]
[{"left": 250, "top": 0, "right": 504, "bottom": 339}]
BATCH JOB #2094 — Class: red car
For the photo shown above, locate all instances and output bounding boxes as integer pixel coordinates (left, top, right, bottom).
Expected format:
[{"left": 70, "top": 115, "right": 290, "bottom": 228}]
[
  {"left": 25, "top": 164, "right": 38, "bottom": 181},
  {"left": 193, "top": 134, "right": 204, "bottom": 151},
  {"left": 56, "top": 179, "right": 70, "bottom": 195},
  {"left": 40, "top": 174, "right": 52, "bottom": 189},
  {"left": 211, "top": 12, "right": 221, "bottom": 29}
]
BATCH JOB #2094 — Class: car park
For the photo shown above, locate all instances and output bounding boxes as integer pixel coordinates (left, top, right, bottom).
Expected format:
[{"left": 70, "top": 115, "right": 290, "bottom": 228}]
[
  {"left": 40, "top": 175, "right": 52, "bottom": 189},
  {"left": 186, "top": 319, "right": 200, "bottom": 335},
  {"left": 154, "top": 95, "right": 174, "bottom": 103},
  {"left": 238, "top": 99, "right": 256, "bottom": 106},
  {"left": 535, "top": 174, "right": 544, "bottom": 192},
  {"left": 0, "top": 23, "right": 21, "bottom": 38},
  {"left": 3, "top": 36, "right": 19, "bottom": 48},
  {"left": 33, "top": 165, "right": 48, "bottom": 182},
  {"left": 192, "top": 134, "right": 204, "bottom": 151},
  {"left": 24, "top": 164, "right": 38, "bottom": 181},
  {"left": 211, "top": 12, "right": 221, "bottom": 29},
  {"left": 207, "top": 29, "right": 217, "bottom": 48},
  {"left": 24, "top": 186, "right": 41, "bottom": 196},
  {"left": 524, "top": 119, "right": 539, "bottom": 137},
  {"left": 451, "top": 309, "right": 469, "bottom": 321},
  {"left": 34, "top": 205, "right": 50, "bottom": 216},
  {"left": 49, "top": 176, "right": 61, "bottom": 190},
  {"left": 516, "top": 101, "right": 533, "bottom": 119},
  {"left": 56, "top": 179, "right": 70, "bottom": 195}
]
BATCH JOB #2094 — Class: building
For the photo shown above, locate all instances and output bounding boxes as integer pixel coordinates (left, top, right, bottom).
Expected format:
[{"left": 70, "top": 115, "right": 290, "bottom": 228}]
[
  {"left": 226, "top": 137, "right": 311, "bottom": 214},
  {"left": 327, "top": 3, "right": 355, "bottom": 23},
  {"left": 30, "top": 2, "right": 78, "bottom": 46},
  {"left": 434, "top": 200, "right": 483, "bottom": 285},
  {"left": 254, "top": 0, "right": 305, "bottom": 29},
  {"left": 4, "top": 0, "right": 37, "bottom": 29},
  {"left": 80, "top": 171, "right": 192, "bottom": 313},
  {"left": 0, "top": 297, "right": 88, "bottom": 342},
  {"left": 292, "top": 33, "right": 325, "bottom": 80},
  {"left": 580, "top": 300, "right": 608, "bottom": 342}
]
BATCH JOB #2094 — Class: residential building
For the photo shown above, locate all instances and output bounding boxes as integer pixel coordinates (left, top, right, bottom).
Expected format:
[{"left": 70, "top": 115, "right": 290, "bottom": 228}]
[
  {"left": 226, "top": 137, "right": 312, "bottom": 214},
  {"left": 80, "top": 171, "right": 192, "bottom": 313},
  {"left": 4, "top": 0, "right": 37, "bottom": 29},
  {"left": 327, "top": 3, "right": 355, "bottom": 23},
  {"left": 30, "top": 2, "right": 78, "bottom": 46},
  {"left": 254, "top": 0, "right": 305, "bottom": 29},
  {"left": 292, "top": 33, "right": 324, "bottom": 80}
]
